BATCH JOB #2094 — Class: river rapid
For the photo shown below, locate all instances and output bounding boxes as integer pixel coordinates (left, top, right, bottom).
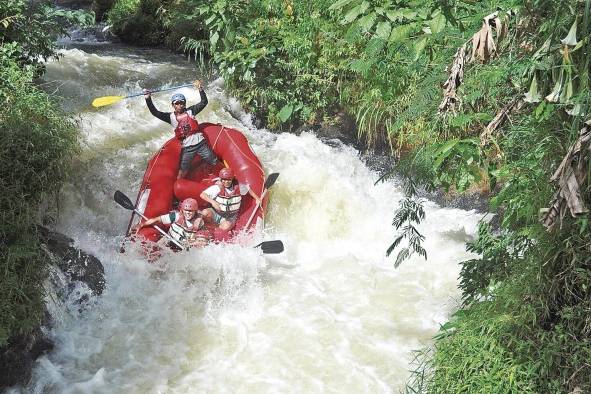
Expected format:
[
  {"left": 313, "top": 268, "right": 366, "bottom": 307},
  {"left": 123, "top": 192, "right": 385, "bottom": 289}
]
[{"left": 18, "top": 41, "right": 481, "bottom": 393}]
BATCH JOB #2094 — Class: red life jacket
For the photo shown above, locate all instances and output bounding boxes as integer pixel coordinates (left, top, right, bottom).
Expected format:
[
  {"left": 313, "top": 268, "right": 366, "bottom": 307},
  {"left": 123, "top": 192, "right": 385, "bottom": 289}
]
[
  {"left": 174, "top": 112, "right": 199, "bottom": 141},
  {"left": 213, "top": 182, "right": 242, "bottom": 215}
]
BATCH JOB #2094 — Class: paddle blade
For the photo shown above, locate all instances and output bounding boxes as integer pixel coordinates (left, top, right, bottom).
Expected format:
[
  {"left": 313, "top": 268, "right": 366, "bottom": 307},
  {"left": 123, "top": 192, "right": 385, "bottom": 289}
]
[
  {"left": 255, "top": 240, "right": 284, "bottom": 254},
  {"left": 264, "top": 172, "right": 280, "bottom": 189},
  {"left": 114, "top": 190, "right": 135, "bottom": 210},
  {"left": 92, "top": 95, "right": 125, "bottom": 107}
]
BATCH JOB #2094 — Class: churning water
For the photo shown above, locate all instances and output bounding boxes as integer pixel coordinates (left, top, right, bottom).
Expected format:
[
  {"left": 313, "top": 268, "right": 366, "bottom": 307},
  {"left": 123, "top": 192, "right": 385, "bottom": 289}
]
[{"left": 18, "top": 42, "right": 482, "bottom": 393}]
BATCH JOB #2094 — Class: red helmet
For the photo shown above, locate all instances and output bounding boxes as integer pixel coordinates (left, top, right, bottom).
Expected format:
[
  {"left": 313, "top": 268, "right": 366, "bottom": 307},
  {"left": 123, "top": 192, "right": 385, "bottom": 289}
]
[
  {"left": 219, "top": 167, "right": 234, "bottom": 180},
  {"left": 180, "top": 198, "right": 198, "bottom": 211}
]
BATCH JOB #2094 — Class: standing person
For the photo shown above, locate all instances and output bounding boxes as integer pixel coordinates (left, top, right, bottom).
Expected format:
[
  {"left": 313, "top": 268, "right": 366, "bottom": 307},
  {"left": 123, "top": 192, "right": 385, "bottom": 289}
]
[
  {"left": 143, "top": 80, "right": 218, "bottom": 179},
  {"left": 200, "top": 168, "right": 261, "bottom": 231},
  {"left": 134, "top": 198, "right": 210, "bottom": 249}
]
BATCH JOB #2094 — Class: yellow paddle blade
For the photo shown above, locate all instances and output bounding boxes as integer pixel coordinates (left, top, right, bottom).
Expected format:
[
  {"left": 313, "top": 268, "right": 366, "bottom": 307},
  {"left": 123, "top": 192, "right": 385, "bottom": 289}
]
[{"left": 92, "top": 95, "right": 125, "bottom": 108}]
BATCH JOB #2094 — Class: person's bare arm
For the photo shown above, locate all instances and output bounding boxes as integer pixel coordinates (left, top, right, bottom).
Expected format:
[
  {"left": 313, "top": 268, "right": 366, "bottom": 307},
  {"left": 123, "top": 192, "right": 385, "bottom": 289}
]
[
  {"left": 134, "top": 216, "right": 163, "bottom": 232},
  {"left": 200, "top": 191, "right": 221, "bottom": 211}
]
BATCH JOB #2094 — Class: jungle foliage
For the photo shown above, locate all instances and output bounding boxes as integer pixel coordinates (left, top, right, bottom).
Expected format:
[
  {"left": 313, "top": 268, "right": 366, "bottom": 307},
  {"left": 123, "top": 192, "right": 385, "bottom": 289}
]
[
  {"left": 99, "top": 0, "right": 591, "bottom": 390},
  {"left": 0, "top": 1, "right": 81, "bottom": 346}
]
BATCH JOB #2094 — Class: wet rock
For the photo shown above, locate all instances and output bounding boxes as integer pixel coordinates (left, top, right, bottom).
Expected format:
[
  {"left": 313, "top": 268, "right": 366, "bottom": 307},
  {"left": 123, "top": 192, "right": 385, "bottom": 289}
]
[
  {"left": 0, "top": 227, "right": 106, "bottom": 391},
  {"left": 38, "top": 226, "right": 105, "bottom": 295},
  {"left": 293, "top": 122, "right": 320, "bottom": 136},
  {"left": 315, "top": 112, "right": 358, "bottom": 148},
  {"left": 0, "top": 315, "right": 53, "bottom": 391}
]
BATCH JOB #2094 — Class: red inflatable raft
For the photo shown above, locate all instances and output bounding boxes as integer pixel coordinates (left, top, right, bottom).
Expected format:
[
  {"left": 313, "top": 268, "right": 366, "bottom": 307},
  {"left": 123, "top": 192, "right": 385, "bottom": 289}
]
[{"left": 131, "top": 122, "right": 267, "bottom": 244}]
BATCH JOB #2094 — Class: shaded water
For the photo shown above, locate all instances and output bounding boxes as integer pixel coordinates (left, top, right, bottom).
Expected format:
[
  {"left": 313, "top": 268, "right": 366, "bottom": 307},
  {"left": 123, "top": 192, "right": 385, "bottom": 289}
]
[{"left": 18, "top": 42, "right": 482, "bottom": 393}]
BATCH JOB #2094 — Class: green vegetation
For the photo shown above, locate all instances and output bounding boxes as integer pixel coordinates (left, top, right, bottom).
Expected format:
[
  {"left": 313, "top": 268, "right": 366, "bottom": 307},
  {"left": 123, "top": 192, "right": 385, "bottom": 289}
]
[
  {"left": 107, "top": 0, "right": 165, "bottom": 45},
  {"left": 73, "top": 0, "right": 591, "bottom": 390},
  {"left": 0, "top": 1, "right": 82, "bottom": 345}
]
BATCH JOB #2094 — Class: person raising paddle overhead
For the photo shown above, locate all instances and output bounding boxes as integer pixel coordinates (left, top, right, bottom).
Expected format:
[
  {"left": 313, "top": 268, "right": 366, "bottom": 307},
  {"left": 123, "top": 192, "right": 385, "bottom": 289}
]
[
  {"left": 134, "top": 198, "right": 210, "bottom": 249},
  {"left": 143, "top": 80, "right": 218, "bottom": 179},
  {"left": 200, "top": 167, "right": 261, "bottom": 231}
]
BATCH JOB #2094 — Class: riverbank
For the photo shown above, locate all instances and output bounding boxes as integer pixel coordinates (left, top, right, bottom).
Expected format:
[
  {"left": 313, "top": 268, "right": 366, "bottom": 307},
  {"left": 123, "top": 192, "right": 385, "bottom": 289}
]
[
  {"left": 97, "top": 0, "right": 591, "bottom": 391},
  {"left": 0, "top": 1, "right": 91, "bottom": 387}
]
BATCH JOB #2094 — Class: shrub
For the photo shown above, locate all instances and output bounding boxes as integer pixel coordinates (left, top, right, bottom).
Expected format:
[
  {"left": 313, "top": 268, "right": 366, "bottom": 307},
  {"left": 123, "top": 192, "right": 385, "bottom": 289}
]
[
  {"left": 0, "top": 45, "right": 79, "bottom": 345},
  {"left": 107, "top": 0, "right": 166, "bottom": 45}
]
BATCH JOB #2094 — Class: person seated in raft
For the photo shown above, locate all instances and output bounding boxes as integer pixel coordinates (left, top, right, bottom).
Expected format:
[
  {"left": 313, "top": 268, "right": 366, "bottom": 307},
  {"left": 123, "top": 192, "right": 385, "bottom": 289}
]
[
  {"left": 134, "top": 198, "right": 210, "bottom": 249},
  {"left": 143, "top": 80, "right": 218, "bottom": 179},
  {"left": 200, "top": 167, "right": 262, "bottom": 231}
]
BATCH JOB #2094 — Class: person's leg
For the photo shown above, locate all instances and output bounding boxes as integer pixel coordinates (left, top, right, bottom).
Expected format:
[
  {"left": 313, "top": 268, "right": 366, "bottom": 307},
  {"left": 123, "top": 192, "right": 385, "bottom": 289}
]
[
  {"left": 202, "top": 208, "right": 224, "bottom": 226},
  {"left": 199, "top": 141, "right": 218, "bottom": 166},
  {"left": 218, "top": 213, "right": 238, "bottom": 231},
  {"left": 201, "top": 208, "right": 214, "bottom": 222},
  {"left": 179, "top": 144, "right": 199, "bottom": 179},
  {"left": 219, "top": 219, "right": 235, "bottom": 231},
  {"left": 194, "top": 141, "right": 219, "bottom": 169}
]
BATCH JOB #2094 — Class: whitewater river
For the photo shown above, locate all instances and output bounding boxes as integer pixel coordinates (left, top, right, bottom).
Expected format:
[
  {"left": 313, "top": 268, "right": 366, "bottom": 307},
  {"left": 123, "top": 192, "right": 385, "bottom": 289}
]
[{"left": 19, "top": 40, "right": 482, "bottom": 393}]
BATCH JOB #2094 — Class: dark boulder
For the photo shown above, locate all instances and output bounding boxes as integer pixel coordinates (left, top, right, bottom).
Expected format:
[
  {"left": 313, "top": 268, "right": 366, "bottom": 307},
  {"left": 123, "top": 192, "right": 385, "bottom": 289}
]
[
  {"left": 0, "top": 227, "right": 105, "bottom": 391},
  {"left": 38, "top": 226, "right": 105, "bottom": 295},
  {"left": 0, "top": 321, "right": 53, "bottom": 390}
]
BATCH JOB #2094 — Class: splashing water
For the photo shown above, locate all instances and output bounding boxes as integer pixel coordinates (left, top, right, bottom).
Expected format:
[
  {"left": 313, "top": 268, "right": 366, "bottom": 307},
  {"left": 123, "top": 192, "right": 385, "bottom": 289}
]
[{"left": 19, "top": 44, "right": 483, "bottom": 393}]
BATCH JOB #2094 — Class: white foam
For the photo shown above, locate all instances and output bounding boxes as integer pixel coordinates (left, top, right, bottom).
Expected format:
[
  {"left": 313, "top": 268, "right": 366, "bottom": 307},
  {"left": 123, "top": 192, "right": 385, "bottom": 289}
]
[{"left": 26, "top": 47, "right": 483, "bottom": 392}]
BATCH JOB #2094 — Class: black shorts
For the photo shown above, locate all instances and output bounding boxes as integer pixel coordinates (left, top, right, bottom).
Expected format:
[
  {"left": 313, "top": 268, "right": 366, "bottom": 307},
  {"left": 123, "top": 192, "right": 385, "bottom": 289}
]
[{"left": 180, "top": 140, "right": 218, "bottom": 170}]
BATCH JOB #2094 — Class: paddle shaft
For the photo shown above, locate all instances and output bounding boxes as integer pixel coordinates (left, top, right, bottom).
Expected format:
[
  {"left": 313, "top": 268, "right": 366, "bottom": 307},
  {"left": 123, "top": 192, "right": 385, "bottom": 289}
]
[
  {"left": 129, "top": 83, "right": 194, "bottom": 98},
  {"left": 93, "top": 83, "right": 195, "bottom": 107},
  {"left": 245, "top": 188, "right": 269, "bottom": 229},
  {"left": 123, "top": 159, "right": 153, "bottom": 238}
]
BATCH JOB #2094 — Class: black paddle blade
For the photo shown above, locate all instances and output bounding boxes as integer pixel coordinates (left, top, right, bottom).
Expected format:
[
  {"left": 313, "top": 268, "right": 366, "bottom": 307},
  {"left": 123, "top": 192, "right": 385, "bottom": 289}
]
[
  {"left": 114, "top": 190, "right": 135, "bottom": 210},
  {"left": 255, "top": 240, "right": 284, "bottom": 254},
  {"left": 264, "top": 173, "right": 280, "bottom": 190}
]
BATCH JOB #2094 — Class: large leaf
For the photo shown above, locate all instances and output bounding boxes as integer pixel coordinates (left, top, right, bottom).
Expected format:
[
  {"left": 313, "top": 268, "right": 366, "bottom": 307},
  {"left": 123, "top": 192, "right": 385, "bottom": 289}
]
[
  {"left": 375, "top": 21, "right": 391, "bottom": 39},
  {"left": 343, "top": 1, "right": 369, "bottom": 23},
  {"left": 386, "top": 9, "right": 403, "bottom": 22},
  {"left": 344, "top": 24, "right": 362, "bottom": 43},
  {"left": 328, "top": 0, "right": 355, "bottom": 11},
  {"left": 413, "top": 36, "right": 428, "bottom": 61},
  {"left": 358, "top": 12, "right": 376, "bottom": 32},
  {"left": 277, "top": 104, "right": 294, "bottom": 122},
  {"left": 433, "top": 139, "right": 460, "bottom": 169},
  {"left": 349, "top": 58, "right": 375, "bottom": 73},
  {"left": 364, "top": 37, "right": 386, "bottom": 58},
  {"left": 388, "top": 23, "right": 416, "bottom": 43},
  {"left": 429, "top": 13, "right": 446, "bottom": 34},
  {"left": 205, "top": 14, "right": 217, "bottom": 25},
  {"left": 401, "top": 9, "right": 417, "bottom": 20},
  {"left": 209, "top": 31, "right": 219, "bottom": 50}
]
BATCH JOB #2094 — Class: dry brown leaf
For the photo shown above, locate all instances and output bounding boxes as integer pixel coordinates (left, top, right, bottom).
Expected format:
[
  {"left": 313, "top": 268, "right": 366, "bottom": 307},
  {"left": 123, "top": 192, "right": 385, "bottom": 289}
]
[
  {"left": 471, "top": 12, "right": 506, "bottom": 63},
  {"left": 541, "top": 121, "right": 591, "bottom": 231},
  {"left": 439, "top": 10, "right": 510, "bottom": 115},
  {"left": 438, "top": 44, "right": 467, "bottom": 114}
]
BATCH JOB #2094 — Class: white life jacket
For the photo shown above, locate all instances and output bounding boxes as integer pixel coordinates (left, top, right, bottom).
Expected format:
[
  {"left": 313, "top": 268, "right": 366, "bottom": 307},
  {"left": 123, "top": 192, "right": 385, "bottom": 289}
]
[
  {"left": 168, "top": 211, "right": 204, "bottom": 244},
  {"left": 213, "top": 182, "right": 242, "bottom": 216}
]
